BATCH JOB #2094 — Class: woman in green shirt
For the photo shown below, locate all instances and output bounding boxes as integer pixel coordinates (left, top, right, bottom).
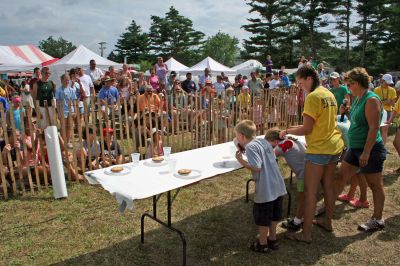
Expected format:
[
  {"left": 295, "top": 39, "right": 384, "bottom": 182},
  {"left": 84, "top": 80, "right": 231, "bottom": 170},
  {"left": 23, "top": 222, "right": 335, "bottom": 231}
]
[{"left": 337, "top": 67, "right": 387, "bottom": 232}]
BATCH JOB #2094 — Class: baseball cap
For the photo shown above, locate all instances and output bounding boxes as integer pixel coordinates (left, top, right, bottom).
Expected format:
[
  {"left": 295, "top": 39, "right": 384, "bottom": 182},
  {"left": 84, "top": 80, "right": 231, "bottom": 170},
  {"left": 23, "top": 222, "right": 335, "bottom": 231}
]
[
  {"left": 382, "top": 74, "right": 394, "bottom": 85},
  {"left": 329, "top": 72, "right": 340, "bottom": 79},
  {"left": 103, "top": 128, "right": 113, "bottom": 136}
]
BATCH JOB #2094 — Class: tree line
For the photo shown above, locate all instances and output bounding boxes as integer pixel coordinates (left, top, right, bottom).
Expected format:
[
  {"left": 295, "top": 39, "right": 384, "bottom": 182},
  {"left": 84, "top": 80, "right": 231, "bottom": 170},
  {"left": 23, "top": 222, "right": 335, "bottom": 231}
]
[
  {"left": 242, "top": 0, "right": 400, "bottom": 75},
  {"left": 38, "top": 2, "right": 399, "bottom": 75}
]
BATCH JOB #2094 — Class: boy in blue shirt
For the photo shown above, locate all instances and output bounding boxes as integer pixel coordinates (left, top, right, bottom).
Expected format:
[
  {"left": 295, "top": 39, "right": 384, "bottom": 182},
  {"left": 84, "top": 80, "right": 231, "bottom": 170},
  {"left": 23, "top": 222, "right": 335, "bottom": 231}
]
[
  {"left": 234, "top": 120, "right": 287, "bottom": 253},
  {"left": 98, "top": 76, "right": 119, "bottom": 117},
  {"left": 55, "top": 73, "right": 76, "bottom": 145}
]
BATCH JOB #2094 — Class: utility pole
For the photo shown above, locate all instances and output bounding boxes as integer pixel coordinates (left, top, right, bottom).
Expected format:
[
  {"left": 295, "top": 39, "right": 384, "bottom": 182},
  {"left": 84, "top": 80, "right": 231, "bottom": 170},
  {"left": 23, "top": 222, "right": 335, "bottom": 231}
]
[{"left": 98, "top": 42, "right": 107, "bottom": 56}]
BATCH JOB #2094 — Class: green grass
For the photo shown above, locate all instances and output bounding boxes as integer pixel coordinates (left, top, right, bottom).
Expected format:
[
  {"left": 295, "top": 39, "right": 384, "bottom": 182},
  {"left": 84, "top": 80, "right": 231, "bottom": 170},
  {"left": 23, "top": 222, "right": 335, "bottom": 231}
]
[{"left": 1, "top": 137, "right": 399, "bottom": 265}]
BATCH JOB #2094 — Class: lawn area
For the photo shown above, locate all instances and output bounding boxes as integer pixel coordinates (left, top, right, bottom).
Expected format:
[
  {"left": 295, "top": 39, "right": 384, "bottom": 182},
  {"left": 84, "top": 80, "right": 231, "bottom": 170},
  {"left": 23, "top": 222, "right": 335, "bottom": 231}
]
[{"left": 1, "top": 137, "right": 399, "bottom": 266}]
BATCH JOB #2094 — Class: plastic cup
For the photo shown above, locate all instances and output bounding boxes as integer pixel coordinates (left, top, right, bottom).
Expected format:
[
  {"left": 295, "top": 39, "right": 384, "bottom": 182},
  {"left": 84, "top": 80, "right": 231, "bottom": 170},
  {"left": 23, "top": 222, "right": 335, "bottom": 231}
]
[
  {"left": 131, "top": 153, "right": 140, "bottom": 166},
  {"left": 163, "top": 146, "right": 171, "bottom": 160},
  {"left": 168, "top": 159, "right": 176, "bottom": 173}
]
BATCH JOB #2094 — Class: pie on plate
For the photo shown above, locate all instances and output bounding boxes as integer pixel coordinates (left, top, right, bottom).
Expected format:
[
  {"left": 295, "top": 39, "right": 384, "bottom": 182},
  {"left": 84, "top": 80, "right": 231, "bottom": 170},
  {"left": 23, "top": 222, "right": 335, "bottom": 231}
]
[
  {"left": 152, "top": 156, "right": 164, "bottom": 163},
  {"left": 178, "top": 169, "right": 192, "bottom": 175},
  {"left": 110, "top": 166, "right": 124, "bottom": 173}
]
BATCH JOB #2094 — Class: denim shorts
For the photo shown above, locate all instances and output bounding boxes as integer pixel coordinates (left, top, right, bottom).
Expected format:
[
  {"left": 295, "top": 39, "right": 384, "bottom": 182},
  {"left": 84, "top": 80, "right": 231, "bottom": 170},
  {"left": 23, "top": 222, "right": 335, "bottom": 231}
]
[
  {"left": 305, "top": 153, "right": 341, "bottom": 166},
  {"left": 343, "top": 141, "right": 386, "bottom": 174}
]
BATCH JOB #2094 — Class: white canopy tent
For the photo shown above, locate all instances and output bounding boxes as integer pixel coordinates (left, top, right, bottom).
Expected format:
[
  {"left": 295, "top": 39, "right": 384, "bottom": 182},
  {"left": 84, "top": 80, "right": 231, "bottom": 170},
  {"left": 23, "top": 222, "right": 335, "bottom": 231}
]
[
  {"left": 0, "top": 49, "right": 39, "bottom": 73},
  {"left": 180, "top": 57, "right": 236, "bottom": 76},
  {"left": 49, "top": 44, "right": 122, "bottom": 86},
  {"left": 232, "top": 59, "right": 263, "bottom": 76},
  {"left": 165, "top": 57, "right": 188, "bottom": 73}
]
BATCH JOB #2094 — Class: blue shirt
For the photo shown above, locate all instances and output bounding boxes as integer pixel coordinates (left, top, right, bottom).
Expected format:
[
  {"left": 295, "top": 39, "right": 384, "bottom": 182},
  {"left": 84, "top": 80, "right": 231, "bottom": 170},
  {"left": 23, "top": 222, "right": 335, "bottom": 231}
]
[
  {"left": 55, "top": 86, "right": 77, "bottom": 115},
  {"left": 281, "top": 76, "right": 291, "bottom": 88},
  {"left": 13, "top": 108, "right": 25, "bottom": 132},
  {"left": 98, "top": 86, "right": 119, "bottom": 105},
  {"left": 70, "top": 81, "right": 81, "bottom": 100},
  {"left": 0, "top": 97, "right": 9, "bottom": 116}
]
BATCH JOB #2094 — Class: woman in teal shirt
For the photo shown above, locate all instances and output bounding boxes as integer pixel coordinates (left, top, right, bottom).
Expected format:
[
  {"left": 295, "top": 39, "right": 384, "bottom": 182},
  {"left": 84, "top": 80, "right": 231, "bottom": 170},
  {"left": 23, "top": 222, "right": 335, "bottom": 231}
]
[{"left": 337, "top": 67, "right": 386, "bottom": 232}]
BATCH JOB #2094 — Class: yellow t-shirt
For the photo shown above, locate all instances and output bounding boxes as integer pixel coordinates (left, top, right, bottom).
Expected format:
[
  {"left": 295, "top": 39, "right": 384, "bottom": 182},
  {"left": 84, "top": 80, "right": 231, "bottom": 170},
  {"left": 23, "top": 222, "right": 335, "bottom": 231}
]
[
  {"left": 393, "top": 97, "right": 400, "bottom": 113},
  {"left": 0, "top": 87, "right": 6, "bottom": 97},
  {"left": 237, "top": 93, "right": 251, "bottom": 107},
  {"left": 303, "top": 86, "right": 344, "bottom": 155},
  {"left": 374, "top": 86, "right": 397, "bottom": 111}
]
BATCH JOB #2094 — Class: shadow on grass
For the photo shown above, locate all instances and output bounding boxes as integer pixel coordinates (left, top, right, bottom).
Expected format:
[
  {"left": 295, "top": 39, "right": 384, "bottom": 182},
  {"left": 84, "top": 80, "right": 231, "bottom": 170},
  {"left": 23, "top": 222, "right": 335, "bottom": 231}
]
[{"left": 52, "top": 194, "right": 379, "bottom": 266}]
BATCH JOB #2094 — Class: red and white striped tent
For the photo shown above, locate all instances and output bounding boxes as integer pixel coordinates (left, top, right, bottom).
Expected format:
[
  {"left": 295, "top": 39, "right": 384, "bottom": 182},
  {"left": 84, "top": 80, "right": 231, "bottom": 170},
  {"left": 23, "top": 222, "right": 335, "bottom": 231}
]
[{"left": 0, "top": 44, "right": 54, "bottom": 65}]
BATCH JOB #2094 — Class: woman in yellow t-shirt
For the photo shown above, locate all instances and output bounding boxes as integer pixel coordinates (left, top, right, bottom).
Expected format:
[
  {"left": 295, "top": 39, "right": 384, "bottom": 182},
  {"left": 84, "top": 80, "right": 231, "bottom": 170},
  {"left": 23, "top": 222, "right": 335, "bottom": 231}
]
[
  {"left": 374, "top": 74, "right": 397, "bottom": 144},
  {"left": 387, "top": 97, "right": 400, "bottom": 172},
  {"left": 280, "top": 65, "right": 344, "bottom": 243}
]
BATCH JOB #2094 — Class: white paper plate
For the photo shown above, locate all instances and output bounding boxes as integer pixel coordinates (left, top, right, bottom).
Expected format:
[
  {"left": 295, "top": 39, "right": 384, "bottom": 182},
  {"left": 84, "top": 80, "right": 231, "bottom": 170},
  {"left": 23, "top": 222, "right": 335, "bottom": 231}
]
[
  {"left": 173, "top": 169, "right": 202, "bottom": 179},
  {"left": 143, "top": 160, "right": 168, "bottom": 167},
  {"left": 104, "top": 165, "right": 132, "bottom": 176}
]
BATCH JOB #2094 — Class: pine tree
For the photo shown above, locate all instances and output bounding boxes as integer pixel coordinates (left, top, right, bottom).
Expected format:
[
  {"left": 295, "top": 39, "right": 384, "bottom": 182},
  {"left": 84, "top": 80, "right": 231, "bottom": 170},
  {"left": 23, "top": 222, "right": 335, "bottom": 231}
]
[
  {"left": 113, "top": 20, "right": 150, "bottom": 64},
  {"left": 333, "top": 0, "right": 353, "bottom": 70},
  {"left": 149, "top": 6, "right": 205, "bottom": 65},
  {"left": 242, "top": 0, "right": 289, "bottom": 61}
]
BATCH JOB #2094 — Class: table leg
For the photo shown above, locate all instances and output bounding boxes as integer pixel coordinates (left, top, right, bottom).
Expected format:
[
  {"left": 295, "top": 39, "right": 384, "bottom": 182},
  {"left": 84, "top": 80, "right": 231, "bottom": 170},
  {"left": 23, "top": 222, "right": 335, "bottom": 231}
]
[
  {"left": 245, "top": 179, "right": 254, "bottom": 203},
  {"left": 140, "top": 191, "right": 187, "bottom": 266}
]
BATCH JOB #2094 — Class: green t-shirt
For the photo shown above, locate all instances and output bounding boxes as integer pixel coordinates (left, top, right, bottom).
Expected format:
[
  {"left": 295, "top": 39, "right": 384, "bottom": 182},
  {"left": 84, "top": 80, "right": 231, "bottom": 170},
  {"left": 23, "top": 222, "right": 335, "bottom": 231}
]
[
  {"left": 348, "top": 91, "right": 382, "bottom": 149},
  {"left": 330, "top": 85, "right": 350, "bottom": 114}
]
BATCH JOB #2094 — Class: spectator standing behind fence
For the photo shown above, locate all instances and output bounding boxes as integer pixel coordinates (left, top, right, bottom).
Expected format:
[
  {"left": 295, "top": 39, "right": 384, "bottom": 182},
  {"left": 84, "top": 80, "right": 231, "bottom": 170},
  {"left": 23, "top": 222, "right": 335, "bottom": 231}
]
[
  {"left": 20, "top": 80, "right": 34, "bottom": 110},
  {"left": 69, "top": 69, "right": 85, "bottom": 115},
  {"left": 280, "top": 65, "right": 344, "bottom": 243},
  {"left": 269, "top": 71, "right": 281, "bottom": 89},
  {"left": 148, "top": 69, "right": 160, "bottom": 93},
  {"left": 12, "top": 96, "right": 24, "bottom": 132},
  {"left": 199, "top": 68, "right": 212, "bottom": 90},
  {"left": 335, "top": 67, "right": 387, "bottom": 232},
  {"left": 265, "top": 55, "right": 273, "bottom": 74},
  {"left": 154, "top": 57, "right": 168, "bottom": 86},
  {"left": 234, "top": 120, "right": 287, "bottom": 253},
  {"left": 181, "top": 72, "right": 197, "bottom": 94},
  {"left": 214, "top": 75, "right": 226, "bottom": 97},
  {"left": 248, "top": 72, "right": 263, "bottom": 96},
  {"left": 55, "top": 74, "right": 77, "bottom": 147},
  {"left": 101, "top": 127, "right": 122, "bottom": 167},
  {"left": 98, "top": 77, "right": 119, "bottom": 117},
  {"left": 32, "top": 67, "right": 56, "bottom": 129},
  {"left": 77, "top": 67, "right": 94, "bottom": 109},
  {"left": 86, "top": 59, "right": 104, "bottom": 92},
  {"left": 374, "top": 74, "right": 396, "bottom": 144}
]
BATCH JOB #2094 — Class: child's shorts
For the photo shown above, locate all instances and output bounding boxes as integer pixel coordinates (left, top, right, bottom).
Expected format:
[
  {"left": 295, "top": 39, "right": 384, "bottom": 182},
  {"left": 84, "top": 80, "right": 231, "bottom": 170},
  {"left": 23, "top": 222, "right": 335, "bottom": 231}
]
[{"left": 253, "top": 196, "right": 283, "bottom": 226}]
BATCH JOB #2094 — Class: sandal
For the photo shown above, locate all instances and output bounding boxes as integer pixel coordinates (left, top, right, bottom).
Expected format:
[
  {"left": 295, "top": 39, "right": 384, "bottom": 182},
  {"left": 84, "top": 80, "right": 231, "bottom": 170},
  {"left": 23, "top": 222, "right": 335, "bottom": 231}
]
[
  {"left": 286, "top": 232, "right": 312, "bottom": 244},
  {"left": 249, "top": 240, "right": 269, "bottom": 253},
  {"left": 337, "top": 194, "right": 352, "bottom": 202},
  {"left": 349, "top": 199, "right": 369, "bottom": 208},
  {"left": 267, "top": 238, "right": 279, "bottom": 250},
  {"left": 313, "top": 219, "right": 333, "bottom": 232}
]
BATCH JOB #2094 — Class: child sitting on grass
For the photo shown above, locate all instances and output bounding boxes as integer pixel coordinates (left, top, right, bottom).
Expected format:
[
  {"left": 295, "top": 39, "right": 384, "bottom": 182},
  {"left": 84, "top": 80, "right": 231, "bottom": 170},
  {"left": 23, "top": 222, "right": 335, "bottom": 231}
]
[
  {"left": 234, "top": 120, "right": 287, "bottom": 253},
  {"left": 264, "top": 129, "right": 307, "bottom": 231}
]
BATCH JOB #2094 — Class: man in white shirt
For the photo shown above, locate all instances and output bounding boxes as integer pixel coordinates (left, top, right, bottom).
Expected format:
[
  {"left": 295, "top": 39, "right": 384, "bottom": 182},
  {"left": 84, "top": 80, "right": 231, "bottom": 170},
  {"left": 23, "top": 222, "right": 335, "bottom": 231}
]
[
  {"left": 78, "top": 67, "right": 94, "bottom": 109},
  {"left": 86, "top": 59, "right": 104, "bottom": 92},
  {"left": 269, "top": 71, "right": 281, "bottom": 89},
  {"left": 213, "top": 75, "right": 226, "bottom": 97},
  {"left": 199, "top": 68, "right": 212, "bottom": 89}
]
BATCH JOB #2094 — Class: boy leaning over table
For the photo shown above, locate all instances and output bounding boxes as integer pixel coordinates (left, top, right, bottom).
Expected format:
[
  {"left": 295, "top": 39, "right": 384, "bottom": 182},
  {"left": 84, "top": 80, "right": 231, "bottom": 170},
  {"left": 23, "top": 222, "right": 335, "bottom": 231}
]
[{"left": 234, "top": 120, "right": 287, "bottom": 253}]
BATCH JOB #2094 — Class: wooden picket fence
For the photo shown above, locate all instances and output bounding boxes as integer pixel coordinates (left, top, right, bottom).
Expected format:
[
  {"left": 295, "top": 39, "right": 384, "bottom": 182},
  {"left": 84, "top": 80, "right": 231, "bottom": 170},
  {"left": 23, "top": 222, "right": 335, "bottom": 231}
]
[{"left": 0, "top": 86, "right": 304, "bottom": 200}]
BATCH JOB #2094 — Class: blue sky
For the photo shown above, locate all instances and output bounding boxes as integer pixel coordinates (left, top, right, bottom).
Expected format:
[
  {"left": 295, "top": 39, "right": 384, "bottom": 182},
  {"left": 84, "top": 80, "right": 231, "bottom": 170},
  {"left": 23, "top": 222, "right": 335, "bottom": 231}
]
[{"left": 0, "top": 0, "right": 258, "bottom": 55}]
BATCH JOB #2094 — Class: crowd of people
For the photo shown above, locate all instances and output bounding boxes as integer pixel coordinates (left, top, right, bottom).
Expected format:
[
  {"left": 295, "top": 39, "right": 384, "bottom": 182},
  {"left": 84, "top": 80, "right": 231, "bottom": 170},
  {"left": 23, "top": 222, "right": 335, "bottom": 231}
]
[
  {"left": 0, "top": 55, "right": 399, "bottom": 254},
  {"left": 234, "top": 62, "right": 400, "bottom": 253}
]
